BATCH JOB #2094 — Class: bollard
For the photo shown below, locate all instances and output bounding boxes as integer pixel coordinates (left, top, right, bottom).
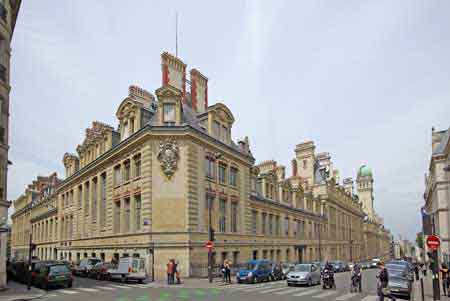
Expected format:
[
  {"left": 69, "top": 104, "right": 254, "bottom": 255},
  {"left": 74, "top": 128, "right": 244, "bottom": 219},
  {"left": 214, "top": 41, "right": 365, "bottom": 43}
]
[{"left": 421, "top": 277, "right": 425, "bottom": 301}]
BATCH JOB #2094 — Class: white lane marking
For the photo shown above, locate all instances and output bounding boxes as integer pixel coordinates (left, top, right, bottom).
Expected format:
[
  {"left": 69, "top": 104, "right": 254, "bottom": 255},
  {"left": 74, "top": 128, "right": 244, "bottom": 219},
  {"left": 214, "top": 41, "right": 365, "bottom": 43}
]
[
  {"left": 77, "top": 288, "right": 100, "bottom": 292},
  {"left": 336, "top": 292, "right": 358, "bottom": 300},
  {"left": 361, "top": 296, "right": 379, "bottom": 301},
  {"left": 258, "top": 286, "right": 290, "bottom": 293},
  {"left": 139, "top": 283, "right": 157, "bottom": 287},
  {"left": 108, "top": 284, "right": 132, "bottom": 289},
  {"left": 95, "top": 286, "right": 116, "bottom": 290},
  {"left": 293, "top": 288, "right": 321, "bottom": 296},
  {"left": 234, "top": 283, "right": 273, "bottom": 291},
  {"left": 274, "top": 287, "right": 306, "bottom": 295},
  {"left": 241, "top": 283, "right": 285, "bottom": 292},
  {"left": 313, "top": 290, "right": 338, "bottom": 298},
  {"left": 45, "top": 294, "right": 58, "bottom": 298},
  {"left": 58, "top": 289, "right": 79, "bottom": 294}
]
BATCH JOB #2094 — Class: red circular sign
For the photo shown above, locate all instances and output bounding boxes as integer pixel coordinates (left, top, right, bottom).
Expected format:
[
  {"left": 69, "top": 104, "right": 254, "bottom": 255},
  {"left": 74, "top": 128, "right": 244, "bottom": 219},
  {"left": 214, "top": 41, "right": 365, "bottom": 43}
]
[
  {"left": 205, "top": 241, "right": 213, "bottom": 250},
  {"left": 426, "top": 235, "right": 441, "bottom": 250}
]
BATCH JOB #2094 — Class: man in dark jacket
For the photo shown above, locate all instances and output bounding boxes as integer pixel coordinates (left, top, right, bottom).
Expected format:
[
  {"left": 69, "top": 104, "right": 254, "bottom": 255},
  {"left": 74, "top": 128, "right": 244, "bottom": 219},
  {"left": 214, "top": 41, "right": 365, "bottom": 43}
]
[{"left": 377, "top": 261, "right": 396, "bottom": 301}]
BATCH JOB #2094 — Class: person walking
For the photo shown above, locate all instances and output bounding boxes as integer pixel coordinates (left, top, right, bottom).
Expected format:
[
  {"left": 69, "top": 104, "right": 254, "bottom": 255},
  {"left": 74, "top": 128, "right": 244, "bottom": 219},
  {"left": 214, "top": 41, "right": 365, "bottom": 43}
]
[
  {"left": 166, "top": 260, "right": 174, "bottom": 285},
  {"left": 175, "top": 260, "right": 181, "bottom": 284},
  {"left": 224, "top": 259, "right": 232, "bottom": 284},
  {"left": 440, "top": 263, "right": 449, "bottom": 296},
  {"left": 414, "top": 264, "right": 419, "bottom": 281},
  {"left": 377, "top": 261, "right": 396, "bottom": 301}
]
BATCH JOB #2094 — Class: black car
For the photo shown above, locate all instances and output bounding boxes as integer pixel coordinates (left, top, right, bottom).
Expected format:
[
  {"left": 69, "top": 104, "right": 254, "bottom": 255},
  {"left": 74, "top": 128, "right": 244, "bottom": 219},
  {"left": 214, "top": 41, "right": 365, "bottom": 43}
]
[
  {"left": 385, "top": 263, "right": 413, "bottom": 299},
  {"left": 270, "top": 263, "right": 284, "bottom": 281},
  {"left": 73, "top": 258, "right": 102, "bottom": 276},
  {"left": 34, "top": 262, "right": 73, "bottom": 290}
]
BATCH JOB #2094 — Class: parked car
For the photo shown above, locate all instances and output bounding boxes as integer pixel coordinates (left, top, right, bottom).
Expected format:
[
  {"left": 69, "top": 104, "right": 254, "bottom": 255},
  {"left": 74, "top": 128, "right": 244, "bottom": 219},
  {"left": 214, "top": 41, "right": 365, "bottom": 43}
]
[
  {"left": 108, "top": 257, "right": 146, "bottom": 283},
  {"left": 385, "top": 263, "right": 412, "bottom": 299},
  {"left": 330, "top": 261, "right": 345, "bottom": 273},
  {"left": 74, "top": 258, "right": 102, "bottom": 276},
  {"left": 33, "top": 262, "right": 73, "bottom": 290},
  {"left": 236, "top": 260, "right": 273, "bottom": 284},
  {"left": 88, "top": 262, "right": 115, "bottom": 280},
  {"left": 387, "top": 261, "right": 414, "bottom": 282},
  {"left": 281, "top": 263, "right": 295, "bottom": 279},
  {"left": 360, "top": 261, "right": 371, "bottom": 269},
  {"left": 286, "top": 263, "right": 321, "bottom": 286},
  {"left": 270, "top": 263, "right": 283, "bottom": 281}
]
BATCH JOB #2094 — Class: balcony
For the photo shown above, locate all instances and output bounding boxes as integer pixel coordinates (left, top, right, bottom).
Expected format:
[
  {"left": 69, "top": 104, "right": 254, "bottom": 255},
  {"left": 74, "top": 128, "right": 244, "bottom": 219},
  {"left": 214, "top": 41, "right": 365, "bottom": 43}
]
[{"left": 0, "top": 3, "right": 6, "bottom": 23}]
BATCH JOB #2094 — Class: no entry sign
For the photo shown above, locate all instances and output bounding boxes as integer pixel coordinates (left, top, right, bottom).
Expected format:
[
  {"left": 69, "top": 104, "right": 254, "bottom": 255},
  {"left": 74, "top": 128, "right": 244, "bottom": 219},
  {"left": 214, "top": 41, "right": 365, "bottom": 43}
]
[
  {"left": 426, "top": 235, "right": 440, "bottom": 250},
  {"left": 205, "top": 241, "right": 214, "bottom": 250}
]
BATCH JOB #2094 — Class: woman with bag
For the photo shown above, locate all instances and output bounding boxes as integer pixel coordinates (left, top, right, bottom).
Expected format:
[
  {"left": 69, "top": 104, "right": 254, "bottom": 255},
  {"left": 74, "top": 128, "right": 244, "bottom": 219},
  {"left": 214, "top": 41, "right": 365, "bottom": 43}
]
[{"left": 377, "top": 261, "right": 396, "bottom": 301}]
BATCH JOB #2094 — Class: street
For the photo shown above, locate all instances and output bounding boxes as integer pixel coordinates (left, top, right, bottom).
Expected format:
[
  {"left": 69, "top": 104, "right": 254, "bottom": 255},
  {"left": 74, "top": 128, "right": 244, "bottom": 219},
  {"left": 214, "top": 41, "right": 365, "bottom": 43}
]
[{"left": 22, "top": 269, "right": 402, "bottom": 301}]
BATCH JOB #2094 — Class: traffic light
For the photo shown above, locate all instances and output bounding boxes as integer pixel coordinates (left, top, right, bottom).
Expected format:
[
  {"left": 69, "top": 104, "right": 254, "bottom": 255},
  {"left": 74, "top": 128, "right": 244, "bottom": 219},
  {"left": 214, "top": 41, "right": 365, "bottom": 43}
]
[{"left": 209, "top": 228, "right": 215, "bottom": 241}]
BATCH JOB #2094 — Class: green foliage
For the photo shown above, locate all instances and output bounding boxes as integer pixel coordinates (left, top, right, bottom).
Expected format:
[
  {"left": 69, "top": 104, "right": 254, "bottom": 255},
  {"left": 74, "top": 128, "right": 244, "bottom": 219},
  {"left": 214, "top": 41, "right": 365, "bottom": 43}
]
[{"left": 416, "top": 232, "right": 424, "bottom": 249}]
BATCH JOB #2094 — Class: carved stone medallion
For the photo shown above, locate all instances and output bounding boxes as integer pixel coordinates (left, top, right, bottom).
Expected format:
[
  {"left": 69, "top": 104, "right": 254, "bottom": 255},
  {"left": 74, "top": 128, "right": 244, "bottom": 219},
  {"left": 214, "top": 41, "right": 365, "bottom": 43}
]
[{"left": 157, "top": 138, "right": 180, "bottom": 180}]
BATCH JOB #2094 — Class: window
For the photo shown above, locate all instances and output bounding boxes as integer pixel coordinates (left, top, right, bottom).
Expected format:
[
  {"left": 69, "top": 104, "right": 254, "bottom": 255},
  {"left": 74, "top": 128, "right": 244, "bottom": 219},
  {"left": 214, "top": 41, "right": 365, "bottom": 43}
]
[
  {"left": 114, "top": 201, "right": 120, "bottom": 233},
  {"left": 124, "top": 198, "right": 130, "bottom": 233},
  {"left": 92, "top": 178, "right": 97, "bottom": 221},
  {"left": 100, "top": 173, "right": 107, "bottom": 227},
  {"left": 231, "top": 202, "right": 238, "bottom": 233},
  {"left": 163, "top": 103, "right": 176, "bottom": 124},
  {"left": 78, "top": 185, "right": 82, "bottom": 208},
  {"left": 84, "top": 182, "right": 90, "bottom": 215},
  {"left": 219, "top": 199, "right": 227, "bottom": 233},
  {"left": 135, "top": 194, "right": 141, "bottom": 231},
  {"left": 205, "top": 157, "right": 215, "bottom": 179},
  {"left": 218, "top": 164, "right": 226, "bottom": 184},
  {"left": 261, "top": 213, "right": 267, "bottom": 234},
  {"left": 284, "top": 216, "right": 289, "bottom": 236},
  {"left": 123, "top": 121, "right": 129, "bottom": 139},
  {"left": 130, "top": 118, "right": 135, "bottom": 134},
  {"left": 229, "top": 167, "right": 238, "bottom": 187},
  {"left": 213, "top": 121, "right": 220, "bottom": 138},
  {"left": 275, "top": 215, "right": 280, "bottom": 236},
  {"left": 114, "top": 165, "right": 121, "bottom": 186},
  {"left": 123, "top": 160, "right": 130, "bottom": 182},
  {"left": 251, "top": 210, "right": 257, "bottom": 235},
  {"left": 221, "top": 125, "right": 228, "bottom": 142},
  {"left": 268, "top": 214, "right": 273, "bottom": 235},
  {"left": 134, "top": 154, "right": 141, "bottom": 178}
]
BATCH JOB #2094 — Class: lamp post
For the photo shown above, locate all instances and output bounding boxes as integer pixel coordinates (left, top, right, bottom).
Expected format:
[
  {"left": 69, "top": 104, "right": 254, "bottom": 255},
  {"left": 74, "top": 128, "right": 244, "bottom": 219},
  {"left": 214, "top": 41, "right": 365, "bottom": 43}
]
[{"left": 208, "top": 152, "right": 222, "bottom": 283}]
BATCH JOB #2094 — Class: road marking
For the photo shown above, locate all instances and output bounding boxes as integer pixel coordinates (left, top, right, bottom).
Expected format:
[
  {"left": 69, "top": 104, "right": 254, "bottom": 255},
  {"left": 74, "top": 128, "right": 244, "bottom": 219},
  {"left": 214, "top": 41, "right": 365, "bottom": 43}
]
[
  {"left": 108, "top": 284, "right": 132, "bottom": 289},
  {"left": 293, "top": 288, "right": 321, "bottom": 296},
  {"left": 58, "top": 289, "right": 79, "bottom": 294},
  {"left": 241, "top": 283, "right": 285, "bottom": 292},
  {"left": 77, "top": 287, "right": 100, "bottom": 292},
  {"left": 258, "top": 286, "right": 289, "bottom": 293},
  {"left": 95, "top": 286, "right": 116, "bottom": 290},
  {"left": 361, "top": 295, "right": 378, "bottom": 301},
  {"left": 336, "top": 292, "right": 358, "bottom": 300},
  {"left": 234, "top": 283, "right": 273, "bottom": 291},
  {"left": 313, "top": 290, "right": 338, "bottom": 298},
  {"left": 274, "top": 287, "right": 306, "bottom": 294},
  {"left": 45, "top": 294, "right": 58, "bottom": 298}
]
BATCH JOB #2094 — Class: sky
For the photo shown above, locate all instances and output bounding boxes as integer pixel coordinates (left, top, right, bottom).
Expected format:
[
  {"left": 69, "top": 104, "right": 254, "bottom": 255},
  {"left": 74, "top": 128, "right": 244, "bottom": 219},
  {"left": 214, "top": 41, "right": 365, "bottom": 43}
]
[{"left": 8, "top": 1, "right": 450, "bottom": 241}]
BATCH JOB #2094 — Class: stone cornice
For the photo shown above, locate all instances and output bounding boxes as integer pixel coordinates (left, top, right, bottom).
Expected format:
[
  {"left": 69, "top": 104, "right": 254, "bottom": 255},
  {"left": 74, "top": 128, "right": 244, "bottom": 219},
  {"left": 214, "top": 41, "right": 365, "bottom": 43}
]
[{"left": 30, "top": 208, "right": 57, "bottom": 223}]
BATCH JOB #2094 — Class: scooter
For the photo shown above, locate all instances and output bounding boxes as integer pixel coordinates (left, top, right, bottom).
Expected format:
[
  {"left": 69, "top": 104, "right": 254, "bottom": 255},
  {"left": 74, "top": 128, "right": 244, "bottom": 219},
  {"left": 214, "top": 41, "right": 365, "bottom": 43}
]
[
  {"left": 350, "top": 272, "right": 361, "bottom": 293},
  {"left": 322, "top": 269, "right": 335, "bottom": 289}
]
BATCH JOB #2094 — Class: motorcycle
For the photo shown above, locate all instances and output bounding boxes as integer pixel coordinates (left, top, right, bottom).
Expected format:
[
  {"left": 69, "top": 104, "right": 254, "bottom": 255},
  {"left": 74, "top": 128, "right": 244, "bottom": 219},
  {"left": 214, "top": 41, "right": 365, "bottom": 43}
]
[
  {"left": 322, "top": 269, "right": 335, "bottom": 289},
  {"left": 350, "top": 272, "right": 361, "bottom": 293}
]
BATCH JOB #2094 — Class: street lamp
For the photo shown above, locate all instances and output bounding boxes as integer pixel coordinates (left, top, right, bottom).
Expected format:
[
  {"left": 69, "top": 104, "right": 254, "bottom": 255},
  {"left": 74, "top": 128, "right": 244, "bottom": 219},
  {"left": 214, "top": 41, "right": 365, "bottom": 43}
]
[{"left": 208, "top": 152, "right": 222, "bottom": 283}]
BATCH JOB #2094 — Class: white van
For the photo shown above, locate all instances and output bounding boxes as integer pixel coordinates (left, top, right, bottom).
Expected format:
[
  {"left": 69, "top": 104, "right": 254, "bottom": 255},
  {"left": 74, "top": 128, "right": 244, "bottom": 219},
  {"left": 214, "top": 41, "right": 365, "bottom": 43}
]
[{"left": 108, "top": 257, "right": 146, "bottom": 283}]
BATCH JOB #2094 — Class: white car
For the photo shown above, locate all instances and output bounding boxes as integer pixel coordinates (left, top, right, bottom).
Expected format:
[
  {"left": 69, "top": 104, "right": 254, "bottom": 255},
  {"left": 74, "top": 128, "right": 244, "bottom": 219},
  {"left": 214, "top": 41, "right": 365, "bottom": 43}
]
[
  {"left": 286, "top": 264, "right": 321, "bottom": 286},
  {"left": 108, "top": 257, "right": 146, "bottom": 283}
]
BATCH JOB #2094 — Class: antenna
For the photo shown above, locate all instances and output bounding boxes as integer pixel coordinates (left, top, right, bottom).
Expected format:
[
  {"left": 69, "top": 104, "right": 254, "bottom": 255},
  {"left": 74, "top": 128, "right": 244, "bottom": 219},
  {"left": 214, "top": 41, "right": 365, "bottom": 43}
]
[{"left": 175, "top": 12, "right": 178, "bottom": 57}]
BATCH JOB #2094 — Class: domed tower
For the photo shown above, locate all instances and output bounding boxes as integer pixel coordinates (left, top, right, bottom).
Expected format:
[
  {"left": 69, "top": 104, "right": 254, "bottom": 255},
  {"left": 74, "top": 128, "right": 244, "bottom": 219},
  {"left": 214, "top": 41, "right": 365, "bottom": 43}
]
[{"left": 356, "top": 165, "right": 374, "bottom": 219}]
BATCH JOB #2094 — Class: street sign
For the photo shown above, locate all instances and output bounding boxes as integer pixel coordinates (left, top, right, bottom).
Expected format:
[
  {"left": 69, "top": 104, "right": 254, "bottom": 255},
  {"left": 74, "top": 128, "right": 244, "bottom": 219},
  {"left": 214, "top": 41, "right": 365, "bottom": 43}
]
[
  {"left": 205, "top": 241, "right": 213, "bottom": 250},
  {"left": 426, "top": 235, "right": 440, "bottom": 250}
]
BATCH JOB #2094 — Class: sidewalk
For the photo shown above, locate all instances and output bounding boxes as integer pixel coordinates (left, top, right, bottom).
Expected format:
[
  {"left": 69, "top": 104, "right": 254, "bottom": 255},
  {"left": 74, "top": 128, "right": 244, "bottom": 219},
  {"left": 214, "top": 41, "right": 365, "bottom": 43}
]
[
  {"left": 412, "top": 274, "right": 447, "bottom": 301},
  {"left": 0, "top": 281, "right": 46, "bottom": 301},
  {"left": 151, "top": 277, "right": 230, "bottom": 289}
]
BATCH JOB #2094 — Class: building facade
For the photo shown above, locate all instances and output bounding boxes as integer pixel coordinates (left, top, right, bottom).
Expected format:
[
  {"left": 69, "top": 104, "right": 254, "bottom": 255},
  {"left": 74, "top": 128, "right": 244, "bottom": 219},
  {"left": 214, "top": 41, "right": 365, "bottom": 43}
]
[
  {"left": 11, "top": 52, "right": 391, "bottom": 280},
  {"left": 424, "top": 126, "right": 450, "bottom": 263},
  {"left": 0, "top": 0, "right": 20, "bottom": 289}
]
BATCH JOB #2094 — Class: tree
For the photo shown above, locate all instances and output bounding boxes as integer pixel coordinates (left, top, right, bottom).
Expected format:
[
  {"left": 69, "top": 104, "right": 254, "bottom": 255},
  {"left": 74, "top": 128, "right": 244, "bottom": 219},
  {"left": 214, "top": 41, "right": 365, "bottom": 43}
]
[{"left": 416, "top": 232, "right": 424, "bottom": 249}]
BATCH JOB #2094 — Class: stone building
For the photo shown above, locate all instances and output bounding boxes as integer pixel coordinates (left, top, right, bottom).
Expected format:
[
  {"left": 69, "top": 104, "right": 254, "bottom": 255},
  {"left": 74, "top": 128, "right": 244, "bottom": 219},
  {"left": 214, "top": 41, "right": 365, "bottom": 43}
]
[
  {"left": 0, "top": 0, "right": 21, "bottom": 288},
  {"left": 11, "top": 52, "right": 391, "bottom": 280},
  {"left": 424, "top": 126, "right": 450, "bottom": 263}
]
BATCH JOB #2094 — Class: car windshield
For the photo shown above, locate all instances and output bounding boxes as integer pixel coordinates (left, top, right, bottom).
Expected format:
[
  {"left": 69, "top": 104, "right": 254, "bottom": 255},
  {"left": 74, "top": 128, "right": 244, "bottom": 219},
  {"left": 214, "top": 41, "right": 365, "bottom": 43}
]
[
  {"left": 245, "top": 263, "right": 257, "bottom": 270},
  {"left": 294, "top": 264, "right": 310, "bottom": 272},
  {"left": 50, "top": 265, "right": 70, "bottom": 274},
  {"left": 88, "top": 259, "right": 101, "bottom": 265}
]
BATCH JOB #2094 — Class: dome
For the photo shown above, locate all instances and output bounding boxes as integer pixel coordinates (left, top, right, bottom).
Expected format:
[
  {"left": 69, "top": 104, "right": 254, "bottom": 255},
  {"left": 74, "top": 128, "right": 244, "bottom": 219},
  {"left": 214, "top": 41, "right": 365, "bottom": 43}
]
[{"left": 358, "top": 165, "right": 373, "bottom": 177}]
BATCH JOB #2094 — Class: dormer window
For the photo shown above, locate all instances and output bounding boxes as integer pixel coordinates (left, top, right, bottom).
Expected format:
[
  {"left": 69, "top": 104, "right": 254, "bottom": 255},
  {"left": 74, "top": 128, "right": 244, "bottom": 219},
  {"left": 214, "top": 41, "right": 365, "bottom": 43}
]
[
  {"left": 163, "top": 103, "right": 176, "bottom": 125},
  {"left": 123, "top": 121, "right": 129, "bottom": 139},
  {"left": 213, "top": 121, "right": 220, "bottom": 137}
]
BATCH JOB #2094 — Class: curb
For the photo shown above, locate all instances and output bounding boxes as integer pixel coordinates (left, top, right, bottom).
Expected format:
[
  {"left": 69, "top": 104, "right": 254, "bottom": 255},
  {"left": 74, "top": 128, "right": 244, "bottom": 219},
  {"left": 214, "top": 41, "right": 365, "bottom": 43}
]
[{"left": 3, "top": 293, "right": 46, "bottom": 301}]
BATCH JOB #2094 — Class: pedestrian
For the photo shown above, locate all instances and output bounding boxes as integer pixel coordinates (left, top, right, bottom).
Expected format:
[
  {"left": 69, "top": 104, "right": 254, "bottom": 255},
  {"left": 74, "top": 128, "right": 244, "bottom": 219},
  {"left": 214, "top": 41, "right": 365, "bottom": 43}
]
[
  {"left": 414, "top": 264, "right": 419, "bottom": 281},
  {"left": 220, "top": 261, "right": 226, "bottom": 283},
  {"left": 376, "top": 261, "right": 396, "bottom": 301},
  {"left": 224, "top": 259, "right": 232, "bottom": 284},
  {"left": 175, "top": 260, "right": 181, "bottom": 284},
  {"left": 440, "top": 263, "right": 449, "bottom": 296},
  {"left": 166, "top": 259, "right": 174, "bottom": 285}
]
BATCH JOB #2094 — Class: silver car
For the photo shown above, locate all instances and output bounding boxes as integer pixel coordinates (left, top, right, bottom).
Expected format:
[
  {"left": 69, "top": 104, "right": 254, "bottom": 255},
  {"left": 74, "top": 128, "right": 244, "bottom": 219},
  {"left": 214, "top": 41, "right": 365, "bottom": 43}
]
[{"left": 286, "top": 264, "right": 321, "bottom": 286}]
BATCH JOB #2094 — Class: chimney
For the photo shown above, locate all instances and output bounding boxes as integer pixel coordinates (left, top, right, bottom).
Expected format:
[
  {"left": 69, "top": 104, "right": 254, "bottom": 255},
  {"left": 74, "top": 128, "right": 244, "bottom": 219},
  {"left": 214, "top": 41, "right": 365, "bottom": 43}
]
[
  {"left": 128, "top": 85, "right": 155, "bottom": 108},
  {"left": 161, "top": 52, "right": 187, "bottom": 99},
  {"left": 190, "top": 69, "right": 208, "bottom": 112},
  {"left": 292, "top": 159, "right": 297, "bottom": 176}
]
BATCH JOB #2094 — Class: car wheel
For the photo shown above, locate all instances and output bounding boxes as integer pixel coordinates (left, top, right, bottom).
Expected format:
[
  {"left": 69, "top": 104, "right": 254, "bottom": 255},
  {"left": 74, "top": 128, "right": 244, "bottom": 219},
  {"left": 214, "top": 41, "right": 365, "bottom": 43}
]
[
  {"left": 121, "top": 275, "right": 126, "bottom": 283},
  {"left": 138, "top": 279, "right": 143, "bottom": 284},
  {"left": 287, "top": 283, "right": 292, "bottom": 287},
  {"left": 68, "top": 281, "right": 72, "bottom": 288},
  {"left": 308, "top": 279, "right": 312, "bottom": 287}
]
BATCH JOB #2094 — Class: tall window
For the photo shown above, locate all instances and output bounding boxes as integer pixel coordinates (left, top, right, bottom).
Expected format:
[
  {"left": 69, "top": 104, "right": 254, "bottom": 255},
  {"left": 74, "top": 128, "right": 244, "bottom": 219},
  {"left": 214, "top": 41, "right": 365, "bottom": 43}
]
[
  {"left": 251, "top": 210, "right": 257, "bottom": 234},
  {"left": 123, "top": 160, "right": 130, "bottom": 182},
  {"left": 284, "top": 216, "right": 289, "bottom": 236},
  {"left": 100, "top": 173, "right": 107, "bottom": 227},
  {"left": 229, "top": 167, "right": 238, "bottom": 187},
  {"left": 123, "top": 121, "right": 130, "bottom": 139},
  {"left": 84, "top": 182, "right": 90, "bottom": 215},
  {"left": 135, "top": 194, "right": 141, "bottom": 231},
  {"left": 205, "top": 158, "right": 215, "bottom": 178},
  {"left": 261, "top": 213, "right": 267, "bottom": 234},
  {"left": 275, "top": 215, "right": 280, "bottom": 236},
  {"left": 92, "top": 178, "right": 97, "bottom": 221},
  {"left": 268, "top": 214, "right": 273, "bottom": 235},
  {"left": 114, "top": 165, "right": 121, "bottom": 186},
  {"left": 231, "top": 202, "right": 238, "bottom": 233},
  {"left": 213, "top": 121, "right": 220, "bottom": 138},
  {"left": 221, "top": 125, "right": 228, "bottom": 142},
  {"left": 218, "top": 164, "right": 226, "bottom": 184},
  {"left": 114, "top": 201, "right": 120, "bottom": 233},
  {"left": 124, "top": 198, "right": 130, "bottom": 233},
  {"left": 219, "top": 199, "right": 226, "bottom": 233},
  {"left": 78, "top": 185, "right": 82, "bottom": 208},
  {"left": 163, "top": 103, "right": 176, "bottom": 125},
  {"left": 134, "top": 154, "right": 141, "bottom": 178},
  {"left": 129, "top": 118, "right": 135, "bottom": 134}
]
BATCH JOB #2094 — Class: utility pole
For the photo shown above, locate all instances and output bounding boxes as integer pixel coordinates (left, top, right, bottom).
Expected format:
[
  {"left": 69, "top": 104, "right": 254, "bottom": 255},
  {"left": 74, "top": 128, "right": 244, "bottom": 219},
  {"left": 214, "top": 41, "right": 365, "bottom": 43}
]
[{"left": 207, "top": 152, "right": 221, "bottom": 283}]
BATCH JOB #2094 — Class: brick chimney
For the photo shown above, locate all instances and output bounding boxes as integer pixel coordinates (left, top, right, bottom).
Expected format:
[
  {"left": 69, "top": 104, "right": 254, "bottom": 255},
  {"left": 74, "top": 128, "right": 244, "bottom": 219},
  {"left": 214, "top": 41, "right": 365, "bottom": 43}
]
[
  {"left": 161, "top": 52, "right": 187, "bottom": 99},
  {"left": 190, "top": 68, "right": 208, "bottom": 112},
  {"left": 291, "top": 159, "right": 297, "bottom": 176}
]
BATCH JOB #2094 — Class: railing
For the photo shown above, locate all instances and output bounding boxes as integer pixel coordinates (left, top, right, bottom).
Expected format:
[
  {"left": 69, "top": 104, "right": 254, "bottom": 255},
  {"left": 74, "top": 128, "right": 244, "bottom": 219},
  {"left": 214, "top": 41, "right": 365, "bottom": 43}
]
[{"left": 189, "top": 263, "right": 247, "bottom": 278}]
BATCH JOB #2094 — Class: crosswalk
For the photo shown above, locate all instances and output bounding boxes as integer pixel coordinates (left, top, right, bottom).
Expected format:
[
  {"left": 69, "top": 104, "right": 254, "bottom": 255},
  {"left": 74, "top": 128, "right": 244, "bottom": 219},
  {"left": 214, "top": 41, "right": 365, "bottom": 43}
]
[
  {"left": 224, "top": 282, "right": 380, "bottom": 300},
  {"left": 44, "top": 282, "right": 158, "bottom": 298}
]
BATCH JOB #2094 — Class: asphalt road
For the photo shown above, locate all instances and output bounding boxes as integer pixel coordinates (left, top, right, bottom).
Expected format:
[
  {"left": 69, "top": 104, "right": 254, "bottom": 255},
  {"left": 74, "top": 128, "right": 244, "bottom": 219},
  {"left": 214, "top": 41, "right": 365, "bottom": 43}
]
[{"left": 28, "top": 269, "right": 413, "bottom": 301}]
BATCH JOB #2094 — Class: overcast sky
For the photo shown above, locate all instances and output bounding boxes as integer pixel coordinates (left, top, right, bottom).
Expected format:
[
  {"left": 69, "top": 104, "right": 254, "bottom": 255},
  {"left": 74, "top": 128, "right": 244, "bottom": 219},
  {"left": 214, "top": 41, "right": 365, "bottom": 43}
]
[{"left": 8, "top": 1, "right": 450, "bottom": 241}]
